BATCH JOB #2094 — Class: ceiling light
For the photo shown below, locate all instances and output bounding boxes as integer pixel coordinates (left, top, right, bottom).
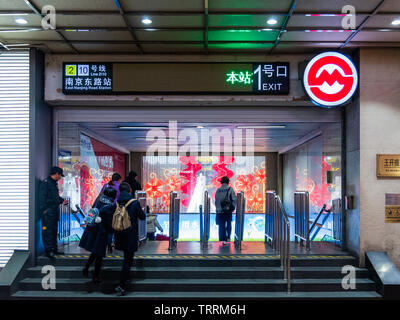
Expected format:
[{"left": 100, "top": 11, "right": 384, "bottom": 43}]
[
  {"left": 118, "top": 126, "right": 168, "bottom": 130},
  {"left": 392, "top": 18, "right": 400, "bottom": 26},
  {"left": 236, "top": 125, "right": 286, "bottom": 129},
  {"left": 15, "top": 18, "right": 28, "bottom": 25},
  {"left": 267, "top": 18, "right": 278, "bottom": 25},
  {"left": 141, "top": 17, "right": 152, "bottom": 25},
  {"left": 196, "top": 125, "right": 205, "bottom": 129}
]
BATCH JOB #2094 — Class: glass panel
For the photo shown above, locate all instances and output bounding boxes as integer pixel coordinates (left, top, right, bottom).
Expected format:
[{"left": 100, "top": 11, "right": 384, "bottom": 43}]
[
  {"left": 142, "top": 155, "right": 266, "bottom": 214},
  {"left": 283, "top": 123, "right": 342, "bottom": 242}
]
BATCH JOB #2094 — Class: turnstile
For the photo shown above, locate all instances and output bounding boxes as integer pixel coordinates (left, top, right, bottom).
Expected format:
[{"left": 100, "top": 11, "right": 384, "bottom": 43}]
[
  {"left": 135, "top": 191, "right": 147, "bottom": 242},
  {"left": 168, "top": 191, "right": 180, "bottom": 250},
  {"left": 200, "top": 191, "right": 211, "bottom": 248},
  {"left": 234, "top": 191, "right": 245, "bottom": 249}
]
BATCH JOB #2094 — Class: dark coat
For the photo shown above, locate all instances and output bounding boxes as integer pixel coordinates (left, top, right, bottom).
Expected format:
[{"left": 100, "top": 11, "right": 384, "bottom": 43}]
[
  {"left": 113, "top": 191, "right": 146, "bottom": 253},
  {"left": 38, "top": 176, "right": 64, "bottom": 218},
  {"left": 79, "top": 195, "right": 115, "bottom": 257},
  {"left": 123, "top": 178, "right": 142, "bottom": 196}
]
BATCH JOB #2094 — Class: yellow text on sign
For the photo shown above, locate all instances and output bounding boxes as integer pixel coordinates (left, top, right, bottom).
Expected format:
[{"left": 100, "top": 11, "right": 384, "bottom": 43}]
[{"left": 65, "top": 65, "right": 76, "bottom": 76}]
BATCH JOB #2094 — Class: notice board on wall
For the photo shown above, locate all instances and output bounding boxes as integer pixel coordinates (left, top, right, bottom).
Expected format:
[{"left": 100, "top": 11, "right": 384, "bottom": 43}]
[{"left": 62, "top": 62, "right": 290, "bottom": 95}]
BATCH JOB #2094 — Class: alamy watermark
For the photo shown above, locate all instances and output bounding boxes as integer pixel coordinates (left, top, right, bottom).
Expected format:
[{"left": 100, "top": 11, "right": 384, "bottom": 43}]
[
  {"left": 341, "top": 265, "right": 356, "bottom": 290},
  {"left": 41, "top": 265, "right": 56, "bottom": 290},
  {"left": 41, "top": 5, "right": 56, "bottom": 30}
]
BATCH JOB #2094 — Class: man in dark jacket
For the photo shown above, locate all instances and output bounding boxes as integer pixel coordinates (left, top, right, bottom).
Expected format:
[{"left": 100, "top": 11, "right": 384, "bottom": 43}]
[
  {"left": 38, "top": 166, "right": 69, "bottom": 258},
  {"left": 114, "top": 182, "right": 146, "bottom": 296}
]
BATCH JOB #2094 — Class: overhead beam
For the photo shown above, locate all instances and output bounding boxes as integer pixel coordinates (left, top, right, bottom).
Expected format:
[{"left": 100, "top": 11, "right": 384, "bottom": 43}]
[
  {"left": 340, "top": 0, "right": 386, "bottom": 48},
  {"left": 270, "top": 0, "right": 298, "bottom": 54},
  {"left": 22, "top": 0, "right": 79, "bottom": 53},
  {"left": 1, "top": 10, "right": 400, "bottom": 16},
  {"left": 113, "top": 0, "right": 143, "bottom": 54}
]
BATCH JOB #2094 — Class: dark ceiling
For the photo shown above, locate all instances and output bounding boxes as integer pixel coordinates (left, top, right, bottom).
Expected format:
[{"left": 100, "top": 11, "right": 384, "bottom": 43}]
[{"left": 0, "top": 0, "right": 399, "bottom": 54}]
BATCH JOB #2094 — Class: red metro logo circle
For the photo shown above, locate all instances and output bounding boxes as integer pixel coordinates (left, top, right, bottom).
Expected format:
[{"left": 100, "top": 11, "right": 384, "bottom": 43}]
[{"left": 303, "top": 52, "right": 358, "bottom": 107}]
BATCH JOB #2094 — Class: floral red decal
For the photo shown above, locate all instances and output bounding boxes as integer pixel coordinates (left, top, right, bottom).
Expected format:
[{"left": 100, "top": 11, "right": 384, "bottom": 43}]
[{"left": 179, "top": 156, "right": 202, "bottom": 207}]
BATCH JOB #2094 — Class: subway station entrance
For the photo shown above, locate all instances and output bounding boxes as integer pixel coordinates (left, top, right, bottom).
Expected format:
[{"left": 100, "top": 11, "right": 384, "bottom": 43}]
[{"left": 53, "top": 106, "right": 345, "bottom": 257}]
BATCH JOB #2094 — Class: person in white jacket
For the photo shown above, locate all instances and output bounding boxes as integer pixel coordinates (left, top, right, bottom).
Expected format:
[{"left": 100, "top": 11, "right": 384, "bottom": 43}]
[{"left": 146, "top": 206, "right": 164, "bottom": 240}]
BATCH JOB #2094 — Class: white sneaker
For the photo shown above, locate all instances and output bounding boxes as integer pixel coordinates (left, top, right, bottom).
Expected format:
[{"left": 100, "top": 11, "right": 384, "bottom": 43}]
[{"left": 222, "top": 241, "right": 226, "bottom": 245}]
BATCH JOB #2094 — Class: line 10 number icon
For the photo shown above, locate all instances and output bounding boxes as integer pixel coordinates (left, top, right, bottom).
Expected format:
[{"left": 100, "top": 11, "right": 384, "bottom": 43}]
[{"left": 78, "top": 64, "right": 89, "bottom": 76}]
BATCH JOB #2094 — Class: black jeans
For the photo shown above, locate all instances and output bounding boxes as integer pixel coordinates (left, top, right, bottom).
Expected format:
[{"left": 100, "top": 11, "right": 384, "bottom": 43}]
[
  {"left": 85, "top": 253, "right": 103, "bottom": 279},
  {"left": 42, "top": 210, "right": 59, "bottom": 253},
  {"left": 120, "top": 251, "right": 134, "bottom": 288},
  {"left": 218, "top": 218, "right": 232, "bottom": 242}
]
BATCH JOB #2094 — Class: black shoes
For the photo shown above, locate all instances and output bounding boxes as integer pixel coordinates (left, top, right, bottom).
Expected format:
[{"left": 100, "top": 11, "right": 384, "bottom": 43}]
[
  {"left": 82, "top": 267, "right": 89, "bottom": 278},
  {"left": 54, "top": 250, "right": 64, "bottom": 255},
  {"left": 107, "top": 245, "right": 113, "bottom": 254},
  {"left": 45, "top": 251, "right": 55, "bottom": 259},
  {"left": 114, "top": 285, "right": 127, "bottom": 296}
]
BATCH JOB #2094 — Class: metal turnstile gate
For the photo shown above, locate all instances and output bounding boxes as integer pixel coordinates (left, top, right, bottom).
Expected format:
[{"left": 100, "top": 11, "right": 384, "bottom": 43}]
[
  {"left": 168, "top": 191, "right": 180, "bottom": 250},
  {"left": 135, "top": 191, "right": 147, "bottom": 242},
  {"left": 200, "top": 191, "right": 211, "bottom": 248},
  {"left": 234, "top": 191, "right": 245, "bottom": 249}
]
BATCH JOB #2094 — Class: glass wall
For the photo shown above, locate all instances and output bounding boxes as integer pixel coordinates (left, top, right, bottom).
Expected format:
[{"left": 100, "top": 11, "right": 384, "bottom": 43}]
[
  {"left": 58, "top": 123, "right": 126, "bottom": 237},
  {"left": 283, "top": 123, "right": 342, "bottom": 241},
  {"left": 142, "top": 155, "right": 266, "bottom": 214}
]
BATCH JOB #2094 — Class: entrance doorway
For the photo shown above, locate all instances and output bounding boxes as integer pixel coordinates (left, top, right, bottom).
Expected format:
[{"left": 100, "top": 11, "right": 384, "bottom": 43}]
[{"left": 54, "top": 114, "right": 343, "bottom": 256}]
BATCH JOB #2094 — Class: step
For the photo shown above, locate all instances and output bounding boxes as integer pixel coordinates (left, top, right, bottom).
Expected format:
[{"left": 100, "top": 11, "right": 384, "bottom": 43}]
[
  {"left": 18, "top": 277, "right": 376, "bottom": 292},
  {"left": 24, "top": 266, "right": 371, "bottom": 280},
  {"left": 36, "top": 255, "right": 358, "bottom": 268},
  {"left": 12, "top": 290, "right": 382, "bottom": 300}
]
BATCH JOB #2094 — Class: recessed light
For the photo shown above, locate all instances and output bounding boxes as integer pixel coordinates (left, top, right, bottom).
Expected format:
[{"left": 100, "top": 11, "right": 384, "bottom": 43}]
[
  {"left": 196, "top": 125, "right": 205, "bottom": 129},
  {"left": 118, "top": 126, "right": 168, "bottom": 130},
  {"left": 15, "top": 18, "right": 28, "bottom": 25},
  {"left": 236, "top": 125, "right": 286, "bottom": 129},
  {"left": 141, "top": 17, "right": 152, "bottom": 25},
  {"left": 392, "top": 18, "right": 400, "bottom": 26},
  {"left": 267, "top": 18, "right": 278, "bottom": 25}
]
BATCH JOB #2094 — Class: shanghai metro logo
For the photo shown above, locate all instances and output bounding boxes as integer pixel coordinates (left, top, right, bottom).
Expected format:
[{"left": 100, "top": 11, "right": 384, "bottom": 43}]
[{"left": 303, "top": 52, "right": 358, "bottom": 107}]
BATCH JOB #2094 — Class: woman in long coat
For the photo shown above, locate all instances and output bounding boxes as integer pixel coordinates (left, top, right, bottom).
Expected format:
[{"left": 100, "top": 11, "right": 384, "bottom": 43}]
[{"left": 79, "top": 187, "right": 117, "bottom": 282}]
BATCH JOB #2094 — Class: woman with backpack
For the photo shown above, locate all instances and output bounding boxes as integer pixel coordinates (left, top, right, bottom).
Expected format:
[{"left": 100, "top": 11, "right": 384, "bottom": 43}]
[
  {"left": 215, "top": 176, "right": 237, "bottom": 245},
  {"left": 79, "top": 187, "right": 117, "bottom": 283}
]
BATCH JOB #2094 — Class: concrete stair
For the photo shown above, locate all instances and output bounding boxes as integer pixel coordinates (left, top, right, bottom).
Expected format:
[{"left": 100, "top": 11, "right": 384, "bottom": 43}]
[{"left": 11, "top": 254, "right": 382, "bottom": 300}]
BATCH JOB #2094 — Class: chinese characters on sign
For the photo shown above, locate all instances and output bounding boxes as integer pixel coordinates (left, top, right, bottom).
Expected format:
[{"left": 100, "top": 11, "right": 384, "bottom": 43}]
[
  {"left": 377, "top": 154, "right": 400, "bottom": 178},
  {"left": 225, "top": 63, "right": 290, "bottom": 95},
  {"left": 63, "top": 63, "right": 112, "bottom": 94}
]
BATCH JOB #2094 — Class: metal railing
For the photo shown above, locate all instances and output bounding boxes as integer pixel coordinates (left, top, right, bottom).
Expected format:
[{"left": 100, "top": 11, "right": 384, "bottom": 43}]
[
  {"left": 168, "top": 191, "right": 180, "bottom": 250},
  {"left": 294, "top": 191, "right": 310, "bottom": 250},
  {"left": 135, "top": 191, "right": 147, "bottom": 242},
  {"left": 265, "top": 191, "right": 291, "bottom": 293},
  {"left": 200, "top": 191, "right": 211, "bottom": 248},
  {"left": 265, "top": 191, "right": 276, "bottom": 247},
  {"left": 58, "top": 196, "right": 72, "bottom": 245},
  {"left": 234, "top": 191, "right": 245, "bottom": 249}
]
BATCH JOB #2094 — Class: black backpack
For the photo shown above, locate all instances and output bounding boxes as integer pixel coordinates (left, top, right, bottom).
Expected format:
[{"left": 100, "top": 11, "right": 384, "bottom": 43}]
[{"left": 221, "top": 188, "right": 235, "bottom": 213}]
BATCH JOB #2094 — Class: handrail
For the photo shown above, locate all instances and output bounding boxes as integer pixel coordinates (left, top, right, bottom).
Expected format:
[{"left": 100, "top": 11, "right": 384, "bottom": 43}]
[
  {"left": 294, "top": 191, "right": 310, "bottom": 250},
  {"left": 276, "top": 195, "right": 291, "bottom": 293},
  {"left": 265, "top": 191, "right": 291, "bottom": 293}
]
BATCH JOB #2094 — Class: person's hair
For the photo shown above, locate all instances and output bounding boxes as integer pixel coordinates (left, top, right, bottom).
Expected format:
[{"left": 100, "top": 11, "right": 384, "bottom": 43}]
[
  {"left": 127, "top": 171, "right": 137, "bottom": 179},
  {"left": 220, "top": 176, "right": 230, "bottom": 184},
  {"left": 108, "top": 173, "right": 122, "bottom": 186},
  {"left": 119, "top": 182, "right": 131, "bottom": 193},
  {"left": 103, "top": 187, "right": 117, "bottom": 201}
]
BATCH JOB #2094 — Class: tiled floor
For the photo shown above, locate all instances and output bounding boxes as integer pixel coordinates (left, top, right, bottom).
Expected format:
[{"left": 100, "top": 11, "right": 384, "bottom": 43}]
[{"left": 60, "top": 241, "right": 347, "bottom": 256}]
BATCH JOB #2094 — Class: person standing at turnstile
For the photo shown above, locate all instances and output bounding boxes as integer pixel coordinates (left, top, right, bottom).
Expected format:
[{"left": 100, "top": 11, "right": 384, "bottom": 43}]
[
  {"left": 38, "top": 166, "right": 69, "bottom": 258},
  {"left": 215, "top": 176, "right": 237, "bottom": 245}
]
